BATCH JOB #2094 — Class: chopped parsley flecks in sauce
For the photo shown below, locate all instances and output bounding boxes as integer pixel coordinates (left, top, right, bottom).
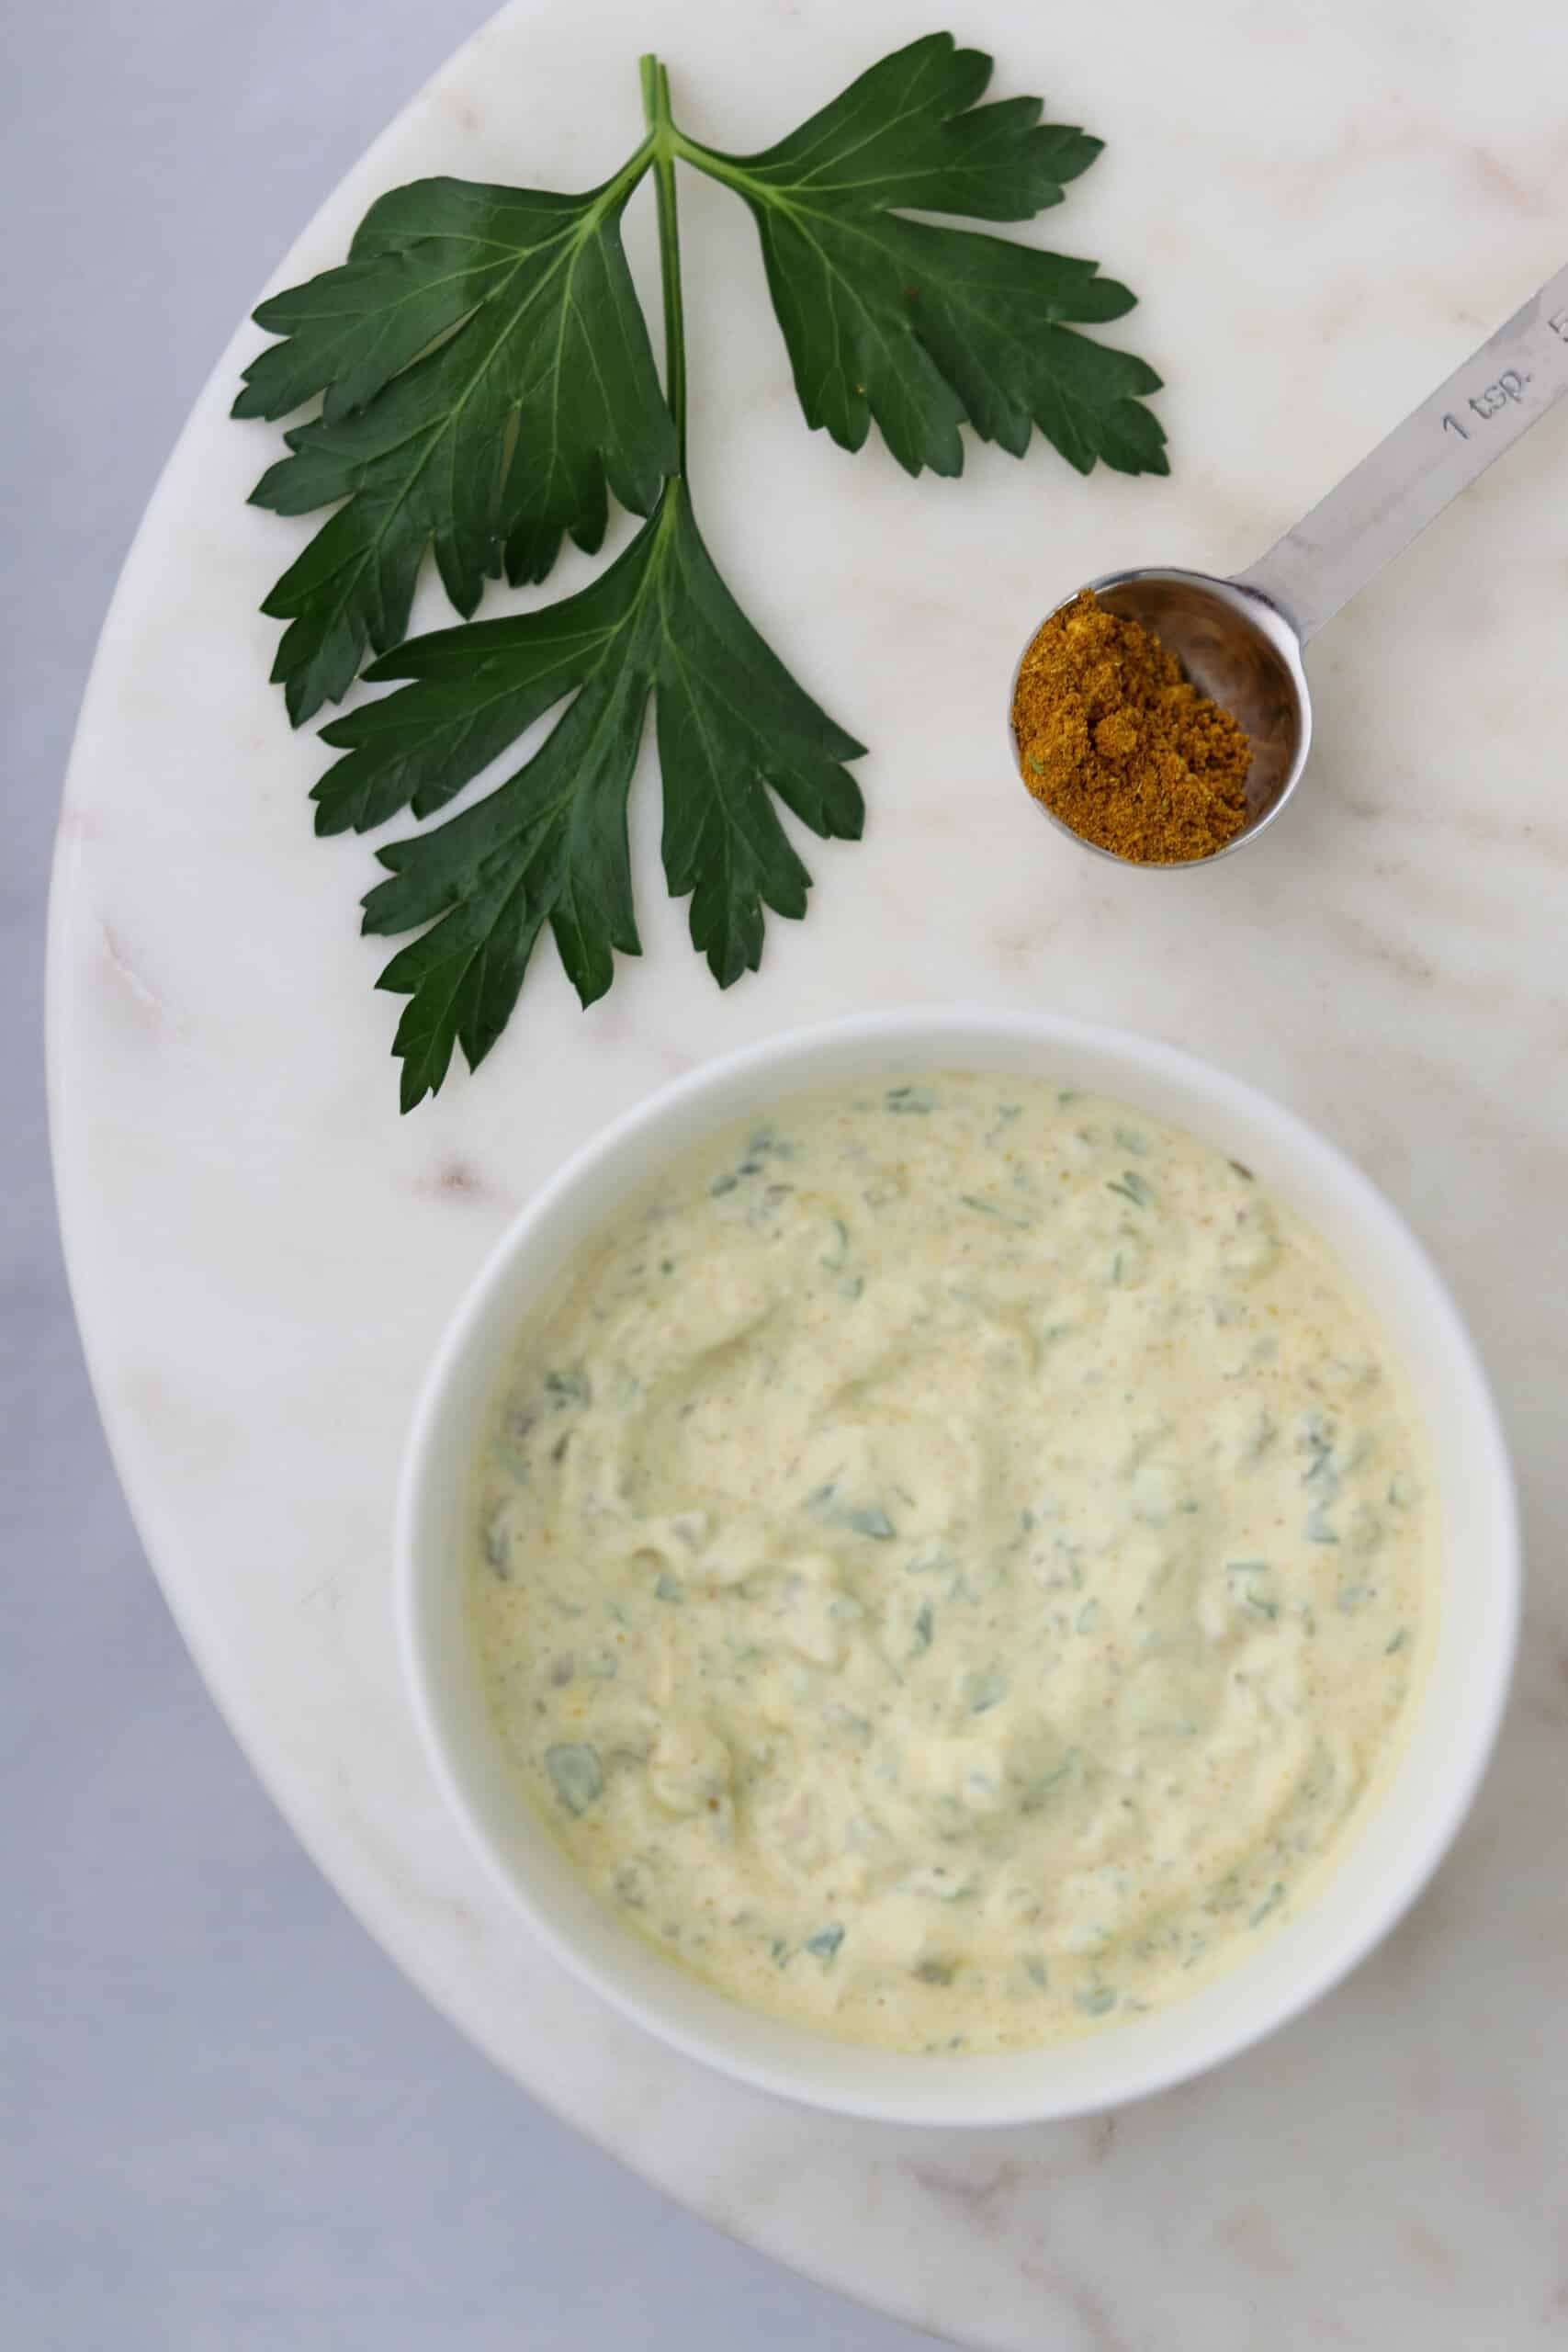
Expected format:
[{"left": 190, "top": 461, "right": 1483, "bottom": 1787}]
[{"left": 469, "top": 1078, "right": 1434, "bottom": 2052}]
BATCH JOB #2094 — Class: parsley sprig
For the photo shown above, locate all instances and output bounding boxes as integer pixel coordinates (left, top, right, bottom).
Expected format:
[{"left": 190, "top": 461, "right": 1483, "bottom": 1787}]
[{"left": 237, "top": 36, "right": 1166, "bottom": 1107}]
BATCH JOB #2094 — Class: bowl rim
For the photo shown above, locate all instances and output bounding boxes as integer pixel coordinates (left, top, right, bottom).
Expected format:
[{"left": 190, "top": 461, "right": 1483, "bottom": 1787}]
[{"left": 396, "top": 1006, "right": 1519, "bottom": 2126}]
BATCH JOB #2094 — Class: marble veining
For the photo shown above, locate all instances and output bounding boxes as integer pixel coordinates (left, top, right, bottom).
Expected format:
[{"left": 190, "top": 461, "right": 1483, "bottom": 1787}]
[{"left": 49, "top": 0, "right": 1568, "bottom": 2344}]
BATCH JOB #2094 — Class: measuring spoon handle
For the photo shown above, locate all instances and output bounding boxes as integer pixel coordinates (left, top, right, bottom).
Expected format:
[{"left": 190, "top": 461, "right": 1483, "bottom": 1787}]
[{"left": 1234, "top": 262, "right": 1568, "bottom": 642}]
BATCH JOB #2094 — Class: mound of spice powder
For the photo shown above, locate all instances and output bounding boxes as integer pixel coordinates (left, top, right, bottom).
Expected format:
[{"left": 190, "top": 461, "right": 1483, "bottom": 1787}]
[{"left": 1012, "top": 590, "right": 1252, "bottom": 863}]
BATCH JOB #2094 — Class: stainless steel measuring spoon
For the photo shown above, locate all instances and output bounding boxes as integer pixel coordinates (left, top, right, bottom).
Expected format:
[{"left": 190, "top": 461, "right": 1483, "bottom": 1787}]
[{"left": 1014, "top": 262, "right": 1568, "bottom": 866}]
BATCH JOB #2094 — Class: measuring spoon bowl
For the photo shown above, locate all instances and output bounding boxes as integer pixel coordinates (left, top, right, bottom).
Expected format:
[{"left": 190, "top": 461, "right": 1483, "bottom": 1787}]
[{"left": 1013, "top": 568, "right": 1312, "bottom": 870}]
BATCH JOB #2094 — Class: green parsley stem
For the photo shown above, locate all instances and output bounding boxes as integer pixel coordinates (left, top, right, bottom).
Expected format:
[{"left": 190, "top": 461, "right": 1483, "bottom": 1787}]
[{"left": 639, "top": 55, "right": 688, "bottom": 469}]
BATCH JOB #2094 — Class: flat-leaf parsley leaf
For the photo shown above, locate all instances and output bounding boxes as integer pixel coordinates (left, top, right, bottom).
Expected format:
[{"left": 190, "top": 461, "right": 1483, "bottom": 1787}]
[
  {"left": 239, "top": 171, "right": 676, "bottom": 722},
  {"left": 673, "top": 34, "right": 1167, "bottom": 478},
  {"left": 357, "top": 480, "right": 864, "bottom": 1110}
]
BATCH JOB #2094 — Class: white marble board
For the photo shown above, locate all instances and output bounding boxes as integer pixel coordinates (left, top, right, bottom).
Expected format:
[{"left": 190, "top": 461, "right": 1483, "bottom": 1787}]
[{"left": 49, "top": 1, "right": 1568, "bottom": 2343}]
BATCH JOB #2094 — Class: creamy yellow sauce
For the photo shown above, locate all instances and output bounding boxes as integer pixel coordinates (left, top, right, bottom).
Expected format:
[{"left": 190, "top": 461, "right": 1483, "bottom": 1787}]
[{"left": 469, "top": 1076, "right": 1433, "bottom": 2052}]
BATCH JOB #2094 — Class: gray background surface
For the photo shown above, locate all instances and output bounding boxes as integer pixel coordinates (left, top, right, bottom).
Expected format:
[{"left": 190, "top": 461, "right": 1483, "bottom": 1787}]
[{"left": 3, "top": 6, "right": 942, "bottom": 2344}]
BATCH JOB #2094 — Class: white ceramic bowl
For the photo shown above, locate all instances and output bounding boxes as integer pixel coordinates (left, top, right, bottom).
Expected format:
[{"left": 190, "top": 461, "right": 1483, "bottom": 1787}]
[{"left": 398, "top": 1009, "right": 1517, "bottom": 2125}]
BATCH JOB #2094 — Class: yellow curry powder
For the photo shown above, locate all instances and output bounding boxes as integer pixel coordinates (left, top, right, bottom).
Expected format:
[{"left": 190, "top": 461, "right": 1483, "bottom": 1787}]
[{"left": 1011, "top": 590, "right": 1252, "bottom": 864}]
